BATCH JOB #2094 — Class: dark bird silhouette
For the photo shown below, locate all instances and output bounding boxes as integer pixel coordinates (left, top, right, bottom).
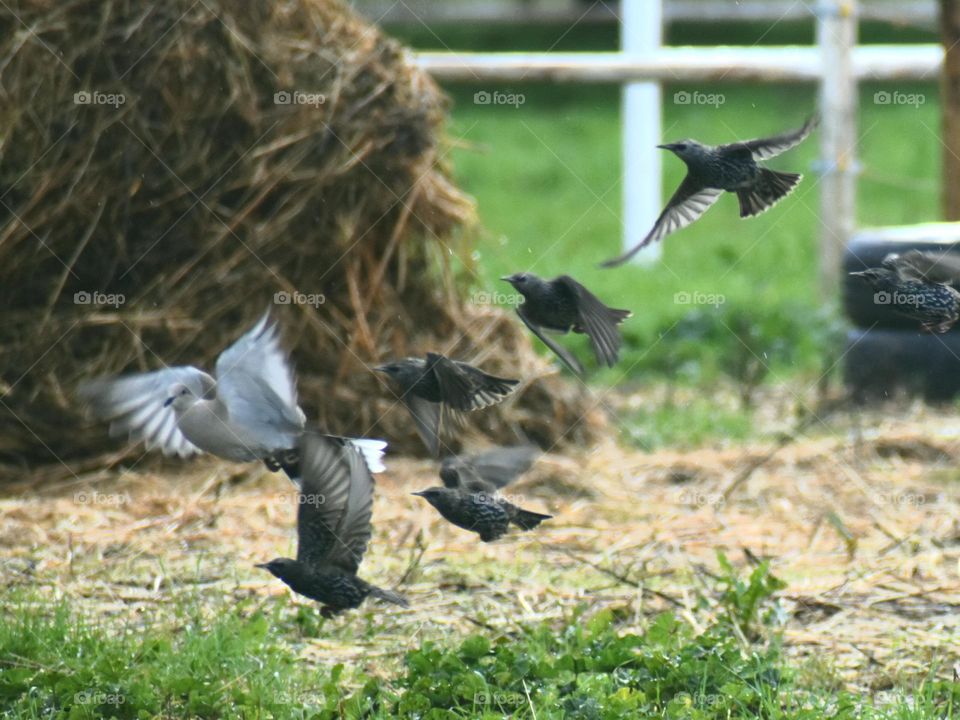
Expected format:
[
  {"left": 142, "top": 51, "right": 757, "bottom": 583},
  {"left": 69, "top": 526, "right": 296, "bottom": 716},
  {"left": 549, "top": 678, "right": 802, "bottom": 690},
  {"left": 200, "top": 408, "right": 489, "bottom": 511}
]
[
  {"left": 413, "top": 479, "right": 551, "bottom": 542},
  {"left": 850, "top": 267, "right": 960, "bottom": 334},
  {"left": 256, "top": 432, "right": 407, "bottom": 617},
  {"left": 601, "top": 115, "right": 818, "bottom": 267},
  {"left": 440, "top": 445, "right": 538, "bottom": 491},
  {"left": 375, "top": 353, "right": 519, "bottom": 456},
  {"left": 501, "top": 272, "right": 631, "bottom": 374},
  {"left": 883, "top": 250, "right": 960, "bottom": 286}
]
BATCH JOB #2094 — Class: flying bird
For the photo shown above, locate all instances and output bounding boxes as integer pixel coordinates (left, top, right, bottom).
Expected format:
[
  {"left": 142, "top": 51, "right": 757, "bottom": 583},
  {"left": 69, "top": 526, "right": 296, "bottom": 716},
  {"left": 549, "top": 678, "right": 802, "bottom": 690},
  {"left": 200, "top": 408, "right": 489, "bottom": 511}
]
[
  {"left": 256, "top": 432, "right": 407, "bottom": 617},
  {"left": 414, "top": 458, "right": 551, "bottom": 542},
  {"left": 440, "top": 445, "right": 539, "bottom": 491},
  {"left": 601, "top": 115, "right": 818, "bottom": 267},
  {"left": 501, "top": 272, "right": 631, "bottom": 374},
  {"left": 850, "top": 267, "right": 960, "bottom": 334},
  {"left": 882, "top": 250, "right": 960, "bottom": 286},
  {"left": 375, "top": 353, "right": 519, "bottom": 456},
  {"left": 78, "top": 311, "right": 386, "bottom": 477}
]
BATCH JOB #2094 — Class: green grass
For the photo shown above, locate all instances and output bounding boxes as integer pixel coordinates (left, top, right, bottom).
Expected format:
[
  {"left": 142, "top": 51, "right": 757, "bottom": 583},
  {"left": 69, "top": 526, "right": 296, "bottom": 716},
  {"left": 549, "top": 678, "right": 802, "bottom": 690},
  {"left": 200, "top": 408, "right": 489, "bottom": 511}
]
[{"left": 2, "top": 558, "right": 957, "bottom": 718}]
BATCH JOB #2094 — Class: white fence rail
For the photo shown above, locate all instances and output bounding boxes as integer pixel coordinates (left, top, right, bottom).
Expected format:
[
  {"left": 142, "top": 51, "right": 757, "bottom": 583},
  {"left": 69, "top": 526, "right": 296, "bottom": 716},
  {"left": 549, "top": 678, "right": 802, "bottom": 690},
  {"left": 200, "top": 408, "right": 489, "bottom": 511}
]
[{"left": 402, "top": 0, "right": 941, "bottom": 292}]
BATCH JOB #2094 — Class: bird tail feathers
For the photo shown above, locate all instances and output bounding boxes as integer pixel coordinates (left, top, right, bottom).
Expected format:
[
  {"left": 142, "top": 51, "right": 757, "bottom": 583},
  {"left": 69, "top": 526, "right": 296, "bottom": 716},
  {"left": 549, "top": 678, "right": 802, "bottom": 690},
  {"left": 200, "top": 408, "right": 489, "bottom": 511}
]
[
  {"left": 511, "top": 508, "right": 553, "bottom": 531},
  {"left": 368, "top": 584, "right": 409, "bottom": 607},
  {"left": 737, "top": 169, "right": 801, "bottom": 217}
]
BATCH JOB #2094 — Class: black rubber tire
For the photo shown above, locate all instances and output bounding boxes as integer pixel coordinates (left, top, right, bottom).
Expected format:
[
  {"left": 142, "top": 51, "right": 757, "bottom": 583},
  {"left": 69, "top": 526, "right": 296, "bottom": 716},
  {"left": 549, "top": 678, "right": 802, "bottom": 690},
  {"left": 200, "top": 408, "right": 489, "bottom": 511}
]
[
  {"left": 843, "top": 224, "right": 960, "bottom": 329},
  {"left": 844, "top": 327, "right": 960, "bottom": 402}
]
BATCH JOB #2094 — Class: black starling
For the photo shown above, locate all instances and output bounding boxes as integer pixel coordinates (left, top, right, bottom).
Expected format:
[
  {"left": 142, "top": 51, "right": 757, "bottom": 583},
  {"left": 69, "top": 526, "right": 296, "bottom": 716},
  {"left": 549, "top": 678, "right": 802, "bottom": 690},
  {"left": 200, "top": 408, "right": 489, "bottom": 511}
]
[
  {"left": 375, "top": 353, "right": 519, "bottom": 456},
  {"left": 413, "top": 473, "right": 551, "bottom": 543},
  {"left": 440, "top": 445, "right": 538, "bottom": 491},
  {"left": 601, "top": 115, "right": 818, "bottom": 267},
  {"left": 256, "top": 432, "right": 408, "bottom": 616},
  {"left": 883, "top": 250, "right": 960, "bottom": 286},
  {"left": 501, "top": 272, "right": 631, "bottom": 374},
  {"left": 850, "top": 267, "right": 960, "bottom": 334}
]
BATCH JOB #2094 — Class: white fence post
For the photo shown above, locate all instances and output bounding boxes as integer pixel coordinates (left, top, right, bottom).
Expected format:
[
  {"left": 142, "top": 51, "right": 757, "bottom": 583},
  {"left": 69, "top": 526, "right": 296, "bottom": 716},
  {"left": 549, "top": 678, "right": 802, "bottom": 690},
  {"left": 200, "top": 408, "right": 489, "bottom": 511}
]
[
  {"left": 817, "top": 0, "right": 858, "bottom": 295},
  {"left": 622, "top": 0, "right": 663, "bottom": 265}
]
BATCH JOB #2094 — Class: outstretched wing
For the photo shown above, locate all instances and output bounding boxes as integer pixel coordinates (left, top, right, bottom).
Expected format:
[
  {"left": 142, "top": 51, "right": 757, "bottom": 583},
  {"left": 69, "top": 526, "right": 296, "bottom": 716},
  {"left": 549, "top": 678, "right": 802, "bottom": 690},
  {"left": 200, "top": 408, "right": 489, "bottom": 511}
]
[
  {"left": 215, "top": 311, "right": 304, "bottom": 446},
  {"left": 78, "top": 367, "right": 215, "bottom": 457},
  {"left": 296, "top": 433, "right": 375, "bottom": 574},
  {"left": 428, "top": 352, "right": 519, "bottom": 412},
  {"left": 515, "top": 306, "right": 585, "bottom": 375},
  {"left": 732, "top": 115, "right": 818, "bottom": 162},
  {"left": 462, "top": 445, "right": 539, "bottom": 489},
  {"left": 403, "top": 395, "right": 442, "bottom": 457},
  {"left": 600, "top": 175, "right": 723, "bottom": 267},
  {"left": 556, "top": 276, "right": 631, "bottom": 368}
]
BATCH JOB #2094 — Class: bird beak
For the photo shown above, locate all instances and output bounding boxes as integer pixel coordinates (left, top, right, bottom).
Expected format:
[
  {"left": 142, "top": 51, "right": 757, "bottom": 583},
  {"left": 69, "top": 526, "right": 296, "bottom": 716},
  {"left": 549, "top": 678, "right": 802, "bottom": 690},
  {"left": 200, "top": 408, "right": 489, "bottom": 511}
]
[
  {"left": 254, "top": 562, "right": 269, "bottom": 569},
  {"left": 373, "top": 365, "right": 389, "bottom": 374},
  {"left": 849, "top": 270, "right": 868, "bottom": 278},
  {"left": 656, "top": 143, "right": 675, "bottom": 151},
  {"left": 411, "top": 490, "right": 427, "bottom": 497},
  {"left": 162, "top": 396, "right": 174, "bottom": 408}
]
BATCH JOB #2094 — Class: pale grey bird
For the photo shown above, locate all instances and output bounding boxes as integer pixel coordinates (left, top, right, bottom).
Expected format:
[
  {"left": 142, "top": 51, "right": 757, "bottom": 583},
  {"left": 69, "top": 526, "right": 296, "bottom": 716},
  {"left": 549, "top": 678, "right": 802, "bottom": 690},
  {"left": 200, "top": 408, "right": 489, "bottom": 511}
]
[
  {"left": 257, "top": 432, "right": 407, "bottom": 616},
  {"left": 79, "top": 311, "right": 386, "bottom": 476},
  {"left": 602, "top": 115, "right": 818, "bottom": 267}
]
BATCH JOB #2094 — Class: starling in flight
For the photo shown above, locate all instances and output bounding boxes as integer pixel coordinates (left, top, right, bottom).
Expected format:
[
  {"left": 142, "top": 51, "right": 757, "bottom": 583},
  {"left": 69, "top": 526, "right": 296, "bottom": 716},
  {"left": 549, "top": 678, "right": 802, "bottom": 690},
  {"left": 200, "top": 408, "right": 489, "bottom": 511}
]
[
  {"left": 375, "top": 353, "right": 519, "bottom": 456},
  {"left": 850, "top": 267, "right": 960, "bottom": 334},
  {"left": 414, "top": 461, "right": 551, "bottom": 542},
  {"left": 601, "top": 115, "right": 818, "bottom": 267},
  {"left": 256, "top": 432, "right": 407, "bottom": 617},
  {"left": 502, "top": 272, "right": 631, "bottom": 374}
]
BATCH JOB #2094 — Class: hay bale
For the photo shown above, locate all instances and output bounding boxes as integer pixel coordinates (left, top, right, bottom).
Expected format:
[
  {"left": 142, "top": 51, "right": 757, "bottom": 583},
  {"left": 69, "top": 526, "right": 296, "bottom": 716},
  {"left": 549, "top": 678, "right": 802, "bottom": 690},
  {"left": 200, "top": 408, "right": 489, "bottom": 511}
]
[{"left": 0, "top": 0, "right": 597, "bottom": 478}]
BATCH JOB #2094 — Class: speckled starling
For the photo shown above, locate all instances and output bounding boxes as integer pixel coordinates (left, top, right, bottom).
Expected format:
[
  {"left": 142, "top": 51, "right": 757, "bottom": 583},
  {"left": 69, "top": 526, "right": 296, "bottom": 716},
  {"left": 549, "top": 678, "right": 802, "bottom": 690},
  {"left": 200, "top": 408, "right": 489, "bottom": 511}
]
[
  {"left": 850, "top": 267, "right": 960, "bottom": 334},
  {"left": 375, "top": 353, "right": 519, "bottom": 456},
  {"left": 256, "top": 432, "right": 407, "bottom": 617},
  {"left": 501, "top": 272, "right": 631, "bottom": 374},
  {"left": 413, "top": 485, "right": 551, "bottom": 542},
  {"left": 602, "top": 115, "right": 818, "bottom": 267},
  {"left": 440, "top": 445, "right": 538, "bottom": 491},
  {"left": 882, "top": 250, "right": 960, "bottom": 286}
]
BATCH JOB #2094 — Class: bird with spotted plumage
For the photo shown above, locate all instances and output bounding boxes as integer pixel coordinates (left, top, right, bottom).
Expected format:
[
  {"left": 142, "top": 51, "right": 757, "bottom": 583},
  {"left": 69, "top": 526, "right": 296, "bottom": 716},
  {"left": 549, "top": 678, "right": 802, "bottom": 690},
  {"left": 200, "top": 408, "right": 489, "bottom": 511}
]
[
  {"left": 375, "top": 352, "right": 519, "bottom": 456},
  {"left": 502, "top": 272, "right": 631, "bottom": 375},
  {"left": 850, "top": 267, "right": 960, "bottom": 334},
  {"left": 256, "top": 431, "right": 407, "bottom": 617},
  {"left": 601, "top": 115, "right": 818, "bottom": 267},
  {"left": 414, "top": 455, "right": 551, "bottom": 542}
]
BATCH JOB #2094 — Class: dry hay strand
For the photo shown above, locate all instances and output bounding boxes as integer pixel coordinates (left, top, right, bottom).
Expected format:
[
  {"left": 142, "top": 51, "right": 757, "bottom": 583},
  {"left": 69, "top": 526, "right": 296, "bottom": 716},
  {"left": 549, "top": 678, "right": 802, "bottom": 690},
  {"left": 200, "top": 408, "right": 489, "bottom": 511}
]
[{"left": 0, "top": 0, "right": 600, "bottom": 479}]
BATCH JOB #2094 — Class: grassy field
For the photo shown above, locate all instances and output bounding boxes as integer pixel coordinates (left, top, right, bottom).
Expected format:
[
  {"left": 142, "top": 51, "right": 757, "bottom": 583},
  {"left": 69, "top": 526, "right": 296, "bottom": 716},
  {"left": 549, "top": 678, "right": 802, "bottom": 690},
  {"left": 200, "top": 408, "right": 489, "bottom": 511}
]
[{"left": 3, "top": 17, "right": 957, "bottom": 720}]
